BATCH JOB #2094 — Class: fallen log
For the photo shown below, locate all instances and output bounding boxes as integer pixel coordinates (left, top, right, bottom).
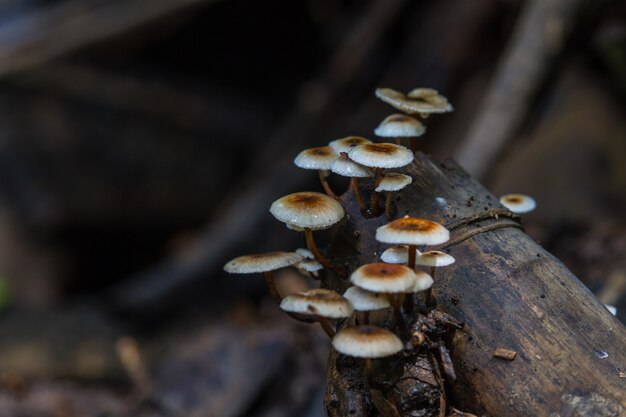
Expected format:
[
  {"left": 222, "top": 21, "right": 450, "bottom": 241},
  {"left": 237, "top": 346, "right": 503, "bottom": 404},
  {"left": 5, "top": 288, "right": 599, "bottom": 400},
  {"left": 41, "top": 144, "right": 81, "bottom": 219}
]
[{"left": 324, "top": 153, "right": 626, "bottom": 417}]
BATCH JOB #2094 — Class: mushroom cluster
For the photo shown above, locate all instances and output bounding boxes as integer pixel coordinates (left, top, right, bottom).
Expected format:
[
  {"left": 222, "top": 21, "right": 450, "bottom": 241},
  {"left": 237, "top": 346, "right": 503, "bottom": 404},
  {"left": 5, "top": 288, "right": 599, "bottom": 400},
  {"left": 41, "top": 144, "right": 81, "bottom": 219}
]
[{"left": 223, "top": 87, "right": 504, "bottom": 417}]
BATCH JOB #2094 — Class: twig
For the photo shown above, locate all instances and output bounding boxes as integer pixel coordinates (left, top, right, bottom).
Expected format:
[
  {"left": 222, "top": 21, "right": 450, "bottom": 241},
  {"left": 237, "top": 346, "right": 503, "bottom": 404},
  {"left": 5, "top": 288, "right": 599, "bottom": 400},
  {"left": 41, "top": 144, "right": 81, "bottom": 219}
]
[
  {"left": 453, "top": 0, "right": 584, "bottom": 179},
  {"left": 0, "top": 0, "right": 220, "bottom": 78}
]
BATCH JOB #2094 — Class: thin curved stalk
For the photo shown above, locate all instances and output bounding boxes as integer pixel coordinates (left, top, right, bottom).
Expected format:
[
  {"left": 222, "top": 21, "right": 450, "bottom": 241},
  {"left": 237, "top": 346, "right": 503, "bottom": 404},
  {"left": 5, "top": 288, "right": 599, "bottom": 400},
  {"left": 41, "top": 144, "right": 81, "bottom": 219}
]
[
  {"left": 318, "top": 170, "right": 337, "bottom": 198},
  {"left": 351, "top": 177, "right": 367, "bottom": 213},
  {"left": 370, "top": 168, "right": 383, "bottom": 216},
  {"left": 263, "top": 271, "right": 282, "bottom": 304},
  {"left": 304, "top": 228, "right": 343, "bottom": 275},
  {"left": 385, "top": 191, "right": 393, "bottom": 220}
]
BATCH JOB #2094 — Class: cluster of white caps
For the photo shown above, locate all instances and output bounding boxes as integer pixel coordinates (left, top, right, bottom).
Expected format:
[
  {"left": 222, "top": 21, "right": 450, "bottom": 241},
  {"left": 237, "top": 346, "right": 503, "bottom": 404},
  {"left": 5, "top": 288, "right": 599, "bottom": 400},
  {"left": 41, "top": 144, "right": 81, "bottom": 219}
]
[{"left": 224, "top": 86, "right": 540, "bottom": 362}]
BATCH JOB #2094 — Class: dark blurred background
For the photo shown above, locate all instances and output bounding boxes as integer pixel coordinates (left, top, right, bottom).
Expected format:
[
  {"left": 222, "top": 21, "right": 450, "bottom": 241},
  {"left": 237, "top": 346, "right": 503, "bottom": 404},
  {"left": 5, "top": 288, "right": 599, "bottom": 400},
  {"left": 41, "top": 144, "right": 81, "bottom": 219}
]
[{"left": 0, "top": 0, "right": 624, "bottom": 415}]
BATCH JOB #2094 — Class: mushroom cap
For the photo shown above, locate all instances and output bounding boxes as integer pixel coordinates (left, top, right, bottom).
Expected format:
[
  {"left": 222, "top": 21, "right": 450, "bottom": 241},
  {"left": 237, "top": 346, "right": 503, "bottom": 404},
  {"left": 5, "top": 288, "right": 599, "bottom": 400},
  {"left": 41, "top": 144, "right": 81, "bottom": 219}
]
[
  {"left": 350, "top": 263, "right": 417, "bottom": 293},
  {"left": 376, "top": 216, "right": 450, "bottom": 246},
  {"left": 343, "top": 286, "right": 391, "bottom": 311},
  {"left": 270, "top": 192, "right": 345, "bottom": 230},
  {"left": 380, "top": 245, "right": 419, "bottom": 264},
  {"left": 296, "top": 258, "right": 324, "bottom": 273},
  {"left": 224, "top": 251, "right": 304, "bottom": 274},
  {"left": 280, "top": 288, "right": 353, "bottom": 318},
  {"left": 374, "top": 114, "right": 426, "bottom": 138},
  {"left": 332, "top": 325, "right": 403, "bottom": 358},
  {"left": 375, "top": 173, "right": 412, "bottom": 192},
  {"left": 328, "top": 136, "right": 372, "bottom": 154},
  {"left": 416, "top": 250, "right": 455, "bottom": 267},
  {"left": 407, "top": 270, "right": 434, "bottom": 293},
  {"left": 331, "top": 155, "right": 374, "bottom": 178},
  {"left": 375, "top": 87, "right": 453, "bottom": 114},
  {"left": 294, "top": 146, "right": 338, "bottom": 170},
  {"left": 295, "top": 248, "right": 315, "bottom": 259},
  {"left": 499, "top": 194, "right": 536, "bottom": 214},
  {"left": 348, "top": 143, "right": 414, "bottom": 169}
]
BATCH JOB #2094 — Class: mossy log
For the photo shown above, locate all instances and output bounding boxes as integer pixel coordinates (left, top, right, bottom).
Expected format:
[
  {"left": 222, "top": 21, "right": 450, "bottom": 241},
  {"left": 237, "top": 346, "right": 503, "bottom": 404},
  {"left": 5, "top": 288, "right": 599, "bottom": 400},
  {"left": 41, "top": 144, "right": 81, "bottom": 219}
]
[{"left": 323, "top": 153, "right": 626, "bottom": 417}]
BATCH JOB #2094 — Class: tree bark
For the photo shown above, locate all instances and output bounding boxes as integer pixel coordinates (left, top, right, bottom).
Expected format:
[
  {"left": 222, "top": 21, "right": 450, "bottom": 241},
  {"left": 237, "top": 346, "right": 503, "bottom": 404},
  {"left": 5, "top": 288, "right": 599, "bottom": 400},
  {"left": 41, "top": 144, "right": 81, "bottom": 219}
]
[{"left": 324, "top": 153, "right": 626, "bottom": 417}]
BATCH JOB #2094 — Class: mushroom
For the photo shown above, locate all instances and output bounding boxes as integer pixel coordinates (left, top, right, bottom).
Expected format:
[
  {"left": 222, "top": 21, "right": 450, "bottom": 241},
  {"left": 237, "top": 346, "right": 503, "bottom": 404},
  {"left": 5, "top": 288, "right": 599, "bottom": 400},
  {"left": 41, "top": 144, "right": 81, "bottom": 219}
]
[
  {"left": 328, "top": 136, "right": 372, "bottom": 153},
  {"left": 331, "top": 153, "right": 374, "bottom": 214},
  {"left": 375, "top": 173, "right": 413, "bottom": 220},
  {"left": 350, "top": 262, "right": 417, "bottom": 332},
  {"left": 376, "top": 216, "right": 450, "bottom": 269},
  {"left": 375, "top": 87, "right": 453, "bottom": 117},
  {"left": 270, "top": 192, "right": 345, "bottom": 273},
  {"left": 415, "top": 251, "right": 455, "bottom": 306},
  {"left": 280, "top": 288, "right": 353, "bottom": 337},
  {"left": 332, "top": 325, "right": 404, "bottom": 377},
  {"left": 348, "top": 143, "right": 413, "bottom": 216},
  {"left": 294, "top": 146, "right": 339, "bottom": 198},
  {"left": 404, "top": 269, "right": 434, "bottom": 311},
  {"left": 223, "top": 251, "right": 304, "bottom": 303},
  {"left": 499, "top": 193, "right": 536, "bottom": 214},
  {"left": 343, "top": 286, "right": 391, "bottom": 325},
  {"left": 374, "top": 113, "right": 425, "bottom": 147},
  {"left": 380, "top": 245, "right": 419, "bottom": 265},
  {"left": 295, "top": 258, "right": 324, "bottom": 279},
  {"left": 295, "top": 247, "right": 314, "bottom": 259}
]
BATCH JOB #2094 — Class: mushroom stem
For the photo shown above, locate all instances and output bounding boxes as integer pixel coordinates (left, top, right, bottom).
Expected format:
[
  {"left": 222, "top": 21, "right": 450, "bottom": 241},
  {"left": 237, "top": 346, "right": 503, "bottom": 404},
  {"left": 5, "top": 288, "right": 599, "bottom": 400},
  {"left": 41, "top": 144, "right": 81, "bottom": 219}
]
[
  {"left": 407, "top": 244, "right": 417, "bottom": 269},
  {"left": 351, "top": 178, "right": 368, "bottom": 213},
  {"left": 370, "top": 168, "right": 383, "bottom": 216},
  {"left": 304, "top": 228, "right": 343, "bottom": 275},
  {"left": 315, "top": 314, "right": 336, "bottom": 338},
  {"left": 403, "top": 291, "right": 414, "bottom": 313},
  {"left": 318, "top": 170, "right": 337, "bottom": 198},
  {"left": 390, "top": 294, "right": 408, "bottom": 336},
  {"left": 363, "top": 310, "right": 370, "bottom": 325},
  {"left": 425, "top": 266, "right": 436, "bottom": 307},
  {"left": 262, "top": 271, "right": 282, "bottom": 304},
  {"left": 384, "top": 191, "right": 393, "bottom": 220}
]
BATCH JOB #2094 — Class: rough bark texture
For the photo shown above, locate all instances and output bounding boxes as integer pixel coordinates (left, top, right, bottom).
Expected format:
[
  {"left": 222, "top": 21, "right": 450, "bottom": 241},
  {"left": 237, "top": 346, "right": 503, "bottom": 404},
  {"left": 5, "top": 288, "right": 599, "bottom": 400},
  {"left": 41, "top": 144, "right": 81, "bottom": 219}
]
[{"left": 324, "top": 153, "right": 626, "bottom": 417}]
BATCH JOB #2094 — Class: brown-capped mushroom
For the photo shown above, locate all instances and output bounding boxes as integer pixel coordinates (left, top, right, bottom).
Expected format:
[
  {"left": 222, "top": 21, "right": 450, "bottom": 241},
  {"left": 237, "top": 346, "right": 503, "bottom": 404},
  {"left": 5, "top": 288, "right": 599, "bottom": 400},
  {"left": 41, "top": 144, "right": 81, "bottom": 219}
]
[
  {"left": 375, "top": 173, "right": 412, "bottom": 220},
  {"left": 343, "top": 286, "right": 391, "bottom": 325},
  {"left": 280, "top": 288, "right": 353, "bottom": 337},
  {"left": 499, "top": 193, "right": 536, "bottom": 214},
  {"left": 376, "top": 216, "right": 450, "bottom": 269},
  {"left": 294, "top": 146, "right": 339, "bottom": 198},
  {"left": 270, "top": 192, "right": 345, "bottom": 273},
  {"left": 331, "top": 153, "right": 373, "bottom": 213},
  {"left": 223, "top": 251, "right": 304, "bottom": 303},
  {"left": 415, "top": 250, "right": 455, "bottom": 306},
  {"left": 375, "top": 87, "right": 453, "bottom": 117},
  {"left": 348, "top": 143, "right": 413, "bottom": 216}
]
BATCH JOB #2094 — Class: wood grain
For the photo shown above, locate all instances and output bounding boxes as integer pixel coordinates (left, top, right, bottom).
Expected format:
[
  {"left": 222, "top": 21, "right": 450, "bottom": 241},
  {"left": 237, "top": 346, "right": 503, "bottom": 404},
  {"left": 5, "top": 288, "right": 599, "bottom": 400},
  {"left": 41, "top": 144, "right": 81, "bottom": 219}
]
[{"left": 324, "top": 153, "right": 626, "bottom": 417}]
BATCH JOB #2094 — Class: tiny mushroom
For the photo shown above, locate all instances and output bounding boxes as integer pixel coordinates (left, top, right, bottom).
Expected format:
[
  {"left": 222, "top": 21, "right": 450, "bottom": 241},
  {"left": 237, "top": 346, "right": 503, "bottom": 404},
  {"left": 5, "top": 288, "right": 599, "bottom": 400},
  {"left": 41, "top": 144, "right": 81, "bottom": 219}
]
[
  {"left": 331, "top": 153, "right": 373, "bottom": 213},
  {"left": 343, "top": 286, "right": 391, "bottom": 325},
  {"left": 296, "top": 258, "right": 324, "bottom": 279},
  {"left": 415, "top": 250, "right": 455, "bottom": 305},
  {"left": 223, "top": 251, "right": 304, "bottom": 304},
  {"left": 404, "top": 270, "right": 434, "bottom": 310},
  {"left": 332, "top": 325, "right": 404, "bottom": 375},
  {"left": 280, "top": 288, "right": 353, "bottom": 337},
  {"left": 270, "top": 192, "right": 345, "bottom": 273},
  {"left": 351, "top": 262, "right": 418, "bottom": 332},
  {"left": 374, "top": 113, "right": 425, "bottom": 147},
  {"left": 376, "top": 216, "right": 450, "bottom": 269},
  {"left": 328, "top": 136, "right": 373, "bottom": 153},
  {"left": 499, "top": 193, "right": 536, "bottom": 214},
  {"left": 381, "top": 245, "right": 420, "bottom": 265},
  {"left": 375, "top": 173, "right": 413, "bottom": 220},
  {"left": 348, "top": 143, "right": 413, "bottom": 216},
  {"left": 295, "top": 247, "right": 315, "bottom": 259},
  {"left": 375, "top": 87, "right": 453, "bottom": 118},
  {"left": 294, "top": 146, "right": 339, "bottom": 198}
]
